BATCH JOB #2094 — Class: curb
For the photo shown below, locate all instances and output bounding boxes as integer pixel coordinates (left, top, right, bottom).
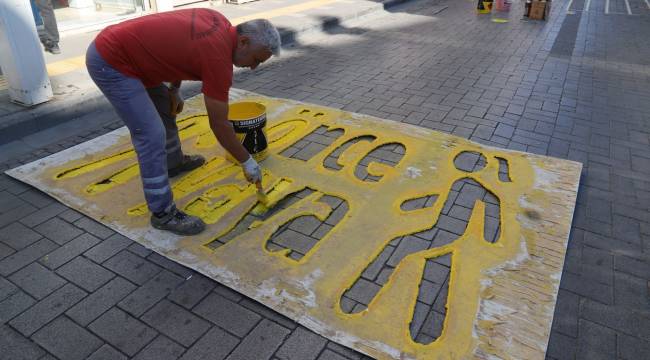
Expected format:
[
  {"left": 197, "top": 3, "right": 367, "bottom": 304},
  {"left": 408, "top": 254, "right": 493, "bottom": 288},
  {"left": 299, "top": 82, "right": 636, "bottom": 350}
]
[{"left": 0, "top": 0, "right": 417, "bottom": 146}]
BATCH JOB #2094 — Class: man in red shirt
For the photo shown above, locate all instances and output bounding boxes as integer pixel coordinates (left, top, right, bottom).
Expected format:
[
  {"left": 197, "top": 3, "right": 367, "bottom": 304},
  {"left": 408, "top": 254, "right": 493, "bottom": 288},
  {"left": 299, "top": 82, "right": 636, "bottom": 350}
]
[{"left": 86, "top": 9, "right": 281, "bottom": 236}]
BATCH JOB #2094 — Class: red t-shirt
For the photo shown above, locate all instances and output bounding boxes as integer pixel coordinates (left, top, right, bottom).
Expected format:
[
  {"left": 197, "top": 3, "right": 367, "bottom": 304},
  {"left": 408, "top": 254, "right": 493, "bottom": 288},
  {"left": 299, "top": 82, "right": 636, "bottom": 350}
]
[{"left": 95, "top": 9, "right": 237, "bottom": 102}]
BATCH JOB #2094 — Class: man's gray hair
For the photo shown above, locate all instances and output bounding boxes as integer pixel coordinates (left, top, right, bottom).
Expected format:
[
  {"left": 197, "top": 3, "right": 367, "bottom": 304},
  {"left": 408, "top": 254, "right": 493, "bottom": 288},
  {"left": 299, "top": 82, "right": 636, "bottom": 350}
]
[{"left": 236, "top": 19, "right": 282, "bottom": 56}]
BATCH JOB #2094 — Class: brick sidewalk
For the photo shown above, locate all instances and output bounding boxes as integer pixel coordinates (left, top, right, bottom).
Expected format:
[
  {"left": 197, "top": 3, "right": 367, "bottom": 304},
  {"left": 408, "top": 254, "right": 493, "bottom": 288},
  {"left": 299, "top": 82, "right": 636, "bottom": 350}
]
[{"left": 1, "top": 0, "right": 649, "bottom": 359}]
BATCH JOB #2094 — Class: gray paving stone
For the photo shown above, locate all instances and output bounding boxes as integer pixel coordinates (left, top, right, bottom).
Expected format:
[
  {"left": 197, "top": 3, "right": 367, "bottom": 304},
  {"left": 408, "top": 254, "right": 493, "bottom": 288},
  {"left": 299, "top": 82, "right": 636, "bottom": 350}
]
[
  {"left": 551, "top": 289, "right": 579, "bottom": 337},
  {"left": 9, "top": 283, "right": 86, "bottom": 336},
  {"left": 0, "top": 238, "right": 58, "bottom": 276},
  {"left": 560, "top": 271, "right": 613, "bottom": 305},
  {"left": 317, "top": 349, "right": 348, "bottom": 360},
  {"left": 128, "top": 242, "right": 153, "bottom": 257},
  {"left": 18, "top": 189, "right": 54, "bottom": 208},
  {"left": 612, "top": 215, "right": 642, "bottom": 245},
  {"left": 0, "top": 241, "right": 14, "bottom": 260},
  {"left": 194, "top": 293, "right": 262, "bottom": 337},
  {"left": 272, "top": 229, "right": 318, "bottom": 255},
  {"left": 276, "top": 326, "right": 327, "bottom": 360},
  {"left": 179, "top": 326, "right": 239, "bottom": 360},
  {"left": 417, "top": 280, "right": 442, "bottom": 306},
  {"left": 288, "top": 215, "right": 322, "bottom": 236},
  {"left": 420, "top": 310, "right": 445, "bottom": 339},
  {"left": 34, "top": 217, "right": 84, "bottom": 245},
  {"left": 0, "top": 203, "right": 38, "bottom": 227},
  {"left": 0, "top": 276, "right": 18, "bottom": 301},
  {"left": 88, "top": 307, "right": 158, "bottom": 356},
  {"left": 614, "top": 254, "right": 650, "bottom": 279},
  {"left": 119, "top": 270, "right": 184, "bottom": 317},
  {"left": 58, "top": 208, "right": 84, "bottom": 223},
  {"left": 133, "top": 335, "right": 185, "bottom": 360},
  {"left": 618, "top": 333, "right": 650, "bottom": 360},
  {"left": 66, "top": 276, "right": 137, "bottom": 326},
  {"left": 212, "top": 283, "right": 244, "bottom": 303},
  {"left": 422, "top": 259, "right": 449, "bottom": 284},
  {"left": 387, "top": 236, "right": 430, "bottom": 267},
  {"left": 141, "top": 300, "right": 211, "bottom": 347},
  {"left": 0, "top": 324, "right": 45, "bottom": 360},
  {"left": 103, "top": 250, "right": 162, "bottom": 285},
  {"left": 226, "top": 319, "right": 290, "bottom": 360},
  {"left": 147, "top": 252, "right": 193, "bottom": 278},
  {"left": 577, "top": 319, "right": 616, "bottom": 360},
  {"left": 40, "top": 233, "right": 101, "bottom": 270},
  {"left": 239, "top": 298, "right": 298, "bottom": 330},
  {"left": 87, "top": 344, "right": 127, "bottom": 360},
  {"left": 325, "top": 342, "right": 364, "bottom": 360},
  {"left": 361, "top": 247, "right": 394, "bottom": 281},
  {"left": 19, "top": 202, "right": 68, "bottom": 228},
  {"left": 0, "top": 191, "right": 27, "bottom": 214},
  {"left": 613, "top": 271, "right": 648, "bottom": 308},
  {"left": 32, "top": 316, "right": 103, "bottom": 360},
  {"left": 73, "top": 217, "right": 115, "bottom": 239},
  {"left": 410, "top": 301, "right": 429, "bottom": 337},
  {"left": 9, "top": 262, "right": 67, "bottom": 299},
  {"left": 344, "top": 278, "right": 381, "bottom": 305},
  {"left": 0, "top": 290, "right": 35, "bottom": 323},
  {"left": 581, "top": 299, "right": 650, "bottom": 340},
  {"left": 4, "top": 180, "right": 30, "bottom": 195},
  {"left": 168, "top": 273, "right": 216, "bottom": 309},
  {"left": 546, "top": 331, "right": 577, "bottom": 360},
  {"left": 84, "top": 233, "right": 133, "bottom": 264},
  {"left": 0, "top": 222, "right": 42, "bottom": 250},
  {"left": 56, "top": 256, "right": 115, "bottom": 292}
]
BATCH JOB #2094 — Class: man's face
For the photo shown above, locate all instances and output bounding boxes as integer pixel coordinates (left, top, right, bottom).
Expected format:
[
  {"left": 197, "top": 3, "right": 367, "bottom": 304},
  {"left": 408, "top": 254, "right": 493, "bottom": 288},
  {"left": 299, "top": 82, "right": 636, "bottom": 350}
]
[{"left": 233, "top": 36, "right": 273, "bottom": 70}]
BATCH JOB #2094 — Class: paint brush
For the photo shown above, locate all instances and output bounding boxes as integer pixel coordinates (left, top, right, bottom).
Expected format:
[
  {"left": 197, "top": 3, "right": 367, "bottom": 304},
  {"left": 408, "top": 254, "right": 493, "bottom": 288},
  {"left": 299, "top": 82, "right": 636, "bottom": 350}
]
[{"left": 256, "top": 181, "right": 269, "bottom": 206}]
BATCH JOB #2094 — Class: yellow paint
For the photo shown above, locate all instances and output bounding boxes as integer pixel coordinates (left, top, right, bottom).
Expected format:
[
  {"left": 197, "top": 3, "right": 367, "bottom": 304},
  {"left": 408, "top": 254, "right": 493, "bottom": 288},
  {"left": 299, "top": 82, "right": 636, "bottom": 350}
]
[
  {"left": 229, "top": 101, "right": 266, "bottom": 120},
  {"left": 0, "top": 75, "right": 7, "bottom": 91},
  {"left": 21, "top": 92, "right": 582, "bottom": 359},
  {"left": 46, "top": 55, "right": 86, "bottom": 77}
]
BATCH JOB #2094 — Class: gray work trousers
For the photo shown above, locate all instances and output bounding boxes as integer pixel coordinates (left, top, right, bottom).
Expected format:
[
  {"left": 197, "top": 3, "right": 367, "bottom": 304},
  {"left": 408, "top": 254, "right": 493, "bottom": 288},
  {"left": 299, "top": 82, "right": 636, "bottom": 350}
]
[
  {"left": 86, "top": 42, "right": 184, "bottom": 212},
  {"left": 34, "top": 0, "right": 59, "bottom": 45}
]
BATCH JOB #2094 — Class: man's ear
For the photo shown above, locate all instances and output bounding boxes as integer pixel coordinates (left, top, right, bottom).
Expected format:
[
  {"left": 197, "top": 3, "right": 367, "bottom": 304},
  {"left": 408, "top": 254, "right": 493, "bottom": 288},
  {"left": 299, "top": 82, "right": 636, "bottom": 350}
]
[{"left": 238, "top": 35, "right": 251, "bottom": 48}]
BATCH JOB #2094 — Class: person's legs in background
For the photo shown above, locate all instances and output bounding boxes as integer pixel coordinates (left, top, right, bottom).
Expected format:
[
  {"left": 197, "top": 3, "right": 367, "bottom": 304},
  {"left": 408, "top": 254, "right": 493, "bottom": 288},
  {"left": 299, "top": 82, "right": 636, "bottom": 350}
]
[
  {"left": 146, "top": 85, "right": 206, "bottom": 177},
  {"left": 34, "top": 0, "right": 60, "bottom": 54}
]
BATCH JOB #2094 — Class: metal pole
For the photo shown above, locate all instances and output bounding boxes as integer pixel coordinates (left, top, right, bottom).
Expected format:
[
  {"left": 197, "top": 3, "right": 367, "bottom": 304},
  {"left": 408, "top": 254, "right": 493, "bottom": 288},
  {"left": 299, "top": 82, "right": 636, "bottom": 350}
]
[{"left": 0, "top": 0, "right": 53, "bottom": 106}]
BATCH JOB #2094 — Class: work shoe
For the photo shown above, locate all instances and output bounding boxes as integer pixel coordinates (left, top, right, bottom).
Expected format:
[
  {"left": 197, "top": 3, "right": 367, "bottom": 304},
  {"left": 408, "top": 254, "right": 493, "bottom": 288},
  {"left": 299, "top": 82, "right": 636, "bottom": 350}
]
[
  {"left": 151, "top": 204, "right": 206, "bottom": 235},
  {"left": 168, "top": 154, "right": 205, "bottom": 178},
  {"left": 44, "top": 43, "right": 61, "bottom": 54}
]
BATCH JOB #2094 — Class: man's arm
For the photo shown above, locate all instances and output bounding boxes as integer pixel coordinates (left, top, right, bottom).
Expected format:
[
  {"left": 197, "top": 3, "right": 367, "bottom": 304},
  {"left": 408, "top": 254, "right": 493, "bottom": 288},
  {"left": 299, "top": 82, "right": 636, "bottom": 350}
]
[{"left": 204, "top": 95, "right": 251, "bottom": 163}]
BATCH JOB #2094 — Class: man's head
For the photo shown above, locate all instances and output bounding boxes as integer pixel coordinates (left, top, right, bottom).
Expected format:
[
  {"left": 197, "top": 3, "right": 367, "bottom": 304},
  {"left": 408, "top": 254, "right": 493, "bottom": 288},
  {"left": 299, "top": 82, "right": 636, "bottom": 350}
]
[{"left": 233, "top": 19, "right": 281, "bottom": 70}]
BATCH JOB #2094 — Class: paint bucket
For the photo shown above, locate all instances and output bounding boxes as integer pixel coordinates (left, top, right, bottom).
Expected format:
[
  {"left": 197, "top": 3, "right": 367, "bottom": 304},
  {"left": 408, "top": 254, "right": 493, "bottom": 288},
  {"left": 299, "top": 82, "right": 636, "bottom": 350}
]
[
  {"left": 228, "top": 102, "right": 268, "bottom": 159},
  {"left": 477, "top": 0, "right": 493, "bottom": 13}
]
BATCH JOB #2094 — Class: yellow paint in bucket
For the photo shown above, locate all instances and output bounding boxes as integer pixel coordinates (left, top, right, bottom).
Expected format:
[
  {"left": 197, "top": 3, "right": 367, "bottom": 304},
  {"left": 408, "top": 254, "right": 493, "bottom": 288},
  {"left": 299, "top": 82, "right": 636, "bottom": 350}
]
[{"left": 228, "top": 102, "right": 268, "bottom": 160}]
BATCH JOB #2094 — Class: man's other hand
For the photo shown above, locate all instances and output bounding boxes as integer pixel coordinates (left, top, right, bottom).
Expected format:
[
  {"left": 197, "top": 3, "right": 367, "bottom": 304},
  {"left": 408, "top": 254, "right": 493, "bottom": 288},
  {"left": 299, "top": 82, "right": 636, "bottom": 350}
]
[
  {"left": 169, "top": 88, "right": 184, "bottom": 116},
  {"left": 241, "top": 156, "right": 262, "bottom": 184}
]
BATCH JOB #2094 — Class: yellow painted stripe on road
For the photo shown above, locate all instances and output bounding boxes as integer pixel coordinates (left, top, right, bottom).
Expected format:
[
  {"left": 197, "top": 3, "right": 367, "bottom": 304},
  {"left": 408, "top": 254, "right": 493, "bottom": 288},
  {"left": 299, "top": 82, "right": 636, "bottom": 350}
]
[
  {"left": 47, "top": 55, "right": 86, "bottom": 77},
  {"left": 0, "top": 75, "right": 7, "bottom": 91},
  {"left": 44, "top": 0, "right": 343, "bottom": 78}
]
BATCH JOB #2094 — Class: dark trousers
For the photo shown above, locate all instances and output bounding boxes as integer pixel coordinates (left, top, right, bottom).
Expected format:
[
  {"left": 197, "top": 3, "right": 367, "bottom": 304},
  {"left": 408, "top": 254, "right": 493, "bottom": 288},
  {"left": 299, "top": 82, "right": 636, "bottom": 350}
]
[{"left": 34, "top": 0, "right": 59, "bottom": 46}]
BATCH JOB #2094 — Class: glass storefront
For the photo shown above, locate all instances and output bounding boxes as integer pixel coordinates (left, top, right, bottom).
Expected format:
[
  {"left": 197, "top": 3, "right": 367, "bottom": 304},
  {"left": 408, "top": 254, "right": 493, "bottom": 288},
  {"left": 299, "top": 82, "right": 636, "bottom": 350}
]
[{"left": 52, "top": 0, "right": 144, "bottom": 32}]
